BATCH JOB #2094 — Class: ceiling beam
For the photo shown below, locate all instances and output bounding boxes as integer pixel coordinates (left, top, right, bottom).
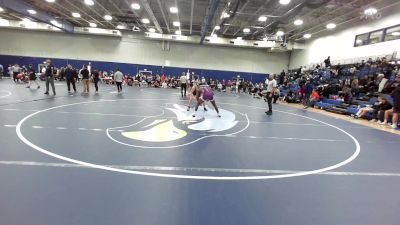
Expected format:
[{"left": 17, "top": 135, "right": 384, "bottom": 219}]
[
  {"left": 140, "top": 0, "right": 163, "bottom": 33},
  {"left": 288, "top": 0, "right": 385, "bottom": 39},
  {"left": 232, "top": 1, "right": 272, "bottom": 36},
  {"left": 122, "top": 0, "right": 147, "bottom": 30},
  {"left": 92, "top": 0, "right": 118, "bottom": 28},
  {"left": 190, "top": 0, "right": 195, "bottom": 34},
  {"left": 174, "top": 0, "right": 181, "bottom": 30},
  {"left": 52, "top": 2, "right": 88, "bottom": 27},
  {"left": 0, "top": 0, "right": 74, "bottom": 33},
  {"left": 200, "top": 0, "right": 221, "bottom": 44},
  {"left": 284, "top": 0, "right": 357, "bottom": 35},
  {"left": 156, "top": 0, "right": 170, "bottom": 32},
  {"left": 222, "top": 0, "right": 250, "bottom": 35},
  {"left": 63, "top": 0, "right": 105, "bottom": 27},
  {"left": 293, "top": 0, "right": 400, "bottom": 41},
  {"left": 249, "top": 2, "right": 304, "bottom": 39}
]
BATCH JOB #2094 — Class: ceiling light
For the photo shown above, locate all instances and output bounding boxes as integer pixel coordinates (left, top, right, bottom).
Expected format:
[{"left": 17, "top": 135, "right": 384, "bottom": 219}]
[
  {"left": 142, "top": 18, "right": 150, "bottom": 24},
  {"left": 46, "top": 0, "right": 55, "bottom": 2},
  {"left": 243, "top": 28, "right": 250, "bottom": 33},
  {"left": 276, "top": 30, "right": 284, "bottom": 36},
  {"left": 72, "top": 12, "right": 81, "bottom": 18},
  {"left": 294, "top": 19, "right": 303, "bottom": 26},
  {"left": 392, "top": 32, "right": 400, "bottom": 36},
  {"left": 234, "top": 37, "right": 244, "bottom": 45},
  {"left": 258, "top": 16, "right": 267, "bottom": 22},
  {"left": 222, "top": 12, "right": 230, "bottom": 18},
  {"left": 104, "top": 15, "right": 112, "bottom": 21},
  {"left": 27, "top": 9, "right": 37, "bottom": 15},
  {"left": 22, "top": 18, "right": 32, "bottom": 23},
  {"left": 117, "top": 25, "right": 126, "bottom": 29},
  {"left": 0, "top": 7, "right": 4, "bottom": 12},
  {"left": 84, "top": 0, "right": 94, "bottom": 6},
  {"left": 89, "top": 22, "right": 97, "bottom": 27},
  {"left": 214, "top": 25, "right": 220, "bottom": 30},
  {"left": 173, "top": 21, "right": 180, "bottom": 27},
  {"left": 175, "top": 30, "right": 181, "bottom": 35},
  {"left": 364, "top": 7, "right": 377, "bottom": 15},
  {"left": 148, "top": 28, "right": 156, "bottom": 33},
  {"left": 304, "top": 33, "right": 311, "bottom": 39},
  {"left": 170, "top": 7, "right": 178, "bottom": 13},
  {"left": 279, "top": 0, "right": 291, "bottom": 5},
  {"left": 326, "top": 23, "right": 336, "bottom": 29},
  {"left": 131, "top": 3, "right": 140, "bottom": 10}
]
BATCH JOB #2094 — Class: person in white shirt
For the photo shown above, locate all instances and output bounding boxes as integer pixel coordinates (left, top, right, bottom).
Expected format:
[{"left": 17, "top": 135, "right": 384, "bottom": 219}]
[
  {"left": 180, "top": 72, "right": 188, "bottom": 98},
  {"left": 114, "top": 68, "right": 123, "bottom": 92},
  {"left": 264, "top": 74, "right": 277, "bottom": 115}
]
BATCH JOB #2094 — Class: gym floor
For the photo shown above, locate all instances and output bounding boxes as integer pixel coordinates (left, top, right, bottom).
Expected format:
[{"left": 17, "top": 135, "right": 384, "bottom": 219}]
[{"left": 0, "top": 79, "right": 399, "bottom": 225}]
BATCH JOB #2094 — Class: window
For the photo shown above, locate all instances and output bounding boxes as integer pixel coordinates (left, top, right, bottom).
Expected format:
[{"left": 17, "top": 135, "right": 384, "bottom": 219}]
[
  {"left": 355, "top": 33, "right": 368, "bottom": 47},
  {"left": 384, "top": 25, "right": 400, "bottom": 42},
  {"left": 369, "top": 29, "right": 384, "bottom": 44},
  {"left": 354, "top": 24, "right": 400, "bottom": 47}
]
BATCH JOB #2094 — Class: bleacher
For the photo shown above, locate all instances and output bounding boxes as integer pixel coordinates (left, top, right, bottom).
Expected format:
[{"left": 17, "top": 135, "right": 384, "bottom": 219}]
[{"left": 282, "top": 54, "right": 398, "bottom": 122}]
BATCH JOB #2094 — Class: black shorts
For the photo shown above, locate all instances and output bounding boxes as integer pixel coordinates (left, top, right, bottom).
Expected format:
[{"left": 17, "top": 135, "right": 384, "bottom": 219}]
[{"left": 393, "top": 106, "right": 400, "bottom": 113}]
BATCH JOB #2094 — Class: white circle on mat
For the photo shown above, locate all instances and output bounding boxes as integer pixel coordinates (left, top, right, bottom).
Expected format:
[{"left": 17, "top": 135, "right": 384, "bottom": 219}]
[
  {"left": 16, "top": 99, "right": 361, "bottom": 180},
  {"left": 0, "top": 90, "right": 12, "bottom": 98}
]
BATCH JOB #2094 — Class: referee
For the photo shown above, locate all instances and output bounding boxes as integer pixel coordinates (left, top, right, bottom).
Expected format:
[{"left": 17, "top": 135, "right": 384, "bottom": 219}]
[
  {"left": 44, "top": 59, "right": 56, "bottom": 95},
  {"left": 180, "top": 72, "right": 188, "bottom": 98},
  {"left": 265, "top": 74, "right": 277, "bottom": 116}
]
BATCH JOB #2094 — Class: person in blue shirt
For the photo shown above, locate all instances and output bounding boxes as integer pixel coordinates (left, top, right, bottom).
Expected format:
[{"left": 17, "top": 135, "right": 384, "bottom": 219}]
[{"left": 303, "top": 80, "right": 314, "bottom": 109}]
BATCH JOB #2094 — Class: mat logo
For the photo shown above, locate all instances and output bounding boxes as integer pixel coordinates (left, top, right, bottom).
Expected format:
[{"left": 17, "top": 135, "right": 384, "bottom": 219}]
[{"left": 107, "top": 104, "right": 247, "bottom": 148}]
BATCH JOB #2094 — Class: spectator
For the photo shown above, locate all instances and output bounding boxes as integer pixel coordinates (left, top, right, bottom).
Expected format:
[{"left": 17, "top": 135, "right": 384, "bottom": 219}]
[
  {"left": 81, "top": 65, "right": 90, "bottom": 94},
  {"left": 381, "top": 74, "right": 400, "bottom": 129},
  {"left": 370, "top": 96, "right": 392, "bottom": 122},
  {"left": 12, "top": 64, "right": 20, "bottom": 83},
  {"left": 303, "top": 81, "right": 313, "bottom": 109},
  {"left": 355, "top": 96, "right": 391, "bottom": 120},
  {"left": 114, "top": 68, "right": 123, "bottom": 93},
  {"left": 264, "top": 74, "right": 277, "bottom": 115},
  {"left": 273, "top": 88, "right": 280, "bottom": 104},
  {"left": 44, "top": 59, "right": 56, "bottom": 95},
  {"left": 309, "top": 88, "right": 321, "bottom": 107},
  {"left": 65, "top": 64, "right": 76, "bottom": 93},
  {"left": 0, "top": 64, "right": 3, "bottom": 79},
  {"left": 217, "top": 82, "right": 223, "bottom": 92},
  {"left": 279, "top": 70, "right": 285, "bottom": 85},
  {"left": 324, "top": 56, "right": 331, "bottom": 68},
  {"left": 92, "top": 69, "right": 100, "bottom": 94}
]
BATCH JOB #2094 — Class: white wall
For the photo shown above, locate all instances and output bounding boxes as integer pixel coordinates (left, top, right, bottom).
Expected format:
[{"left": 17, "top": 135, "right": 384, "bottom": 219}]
[
  {"left": 289, "top": 11, "right": 400, "bottom": 69},
  {"left": 0, "top": 28, "right": 289, "bottom": 74}
]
